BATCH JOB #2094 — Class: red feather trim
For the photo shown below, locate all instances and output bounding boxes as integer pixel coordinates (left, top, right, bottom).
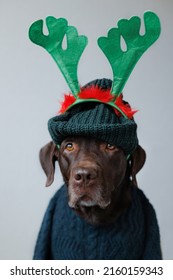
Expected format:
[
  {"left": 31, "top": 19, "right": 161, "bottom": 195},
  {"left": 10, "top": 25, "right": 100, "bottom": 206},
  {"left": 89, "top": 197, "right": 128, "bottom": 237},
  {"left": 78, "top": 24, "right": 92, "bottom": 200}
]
[
  {"left": 59, "top": 86, "right": 114, "bottom": 114},
  {"left": 58, "top": 87, "right": 138, "bottom": 119},
  {"left": 78, "top": 86, "right": 113, "bottom": 102},
  {"left": 58, "top": 94, "right": 76, "bottom": 113},
  {"left": 114, "top": 94, "right": 138, "bottom": 119}
]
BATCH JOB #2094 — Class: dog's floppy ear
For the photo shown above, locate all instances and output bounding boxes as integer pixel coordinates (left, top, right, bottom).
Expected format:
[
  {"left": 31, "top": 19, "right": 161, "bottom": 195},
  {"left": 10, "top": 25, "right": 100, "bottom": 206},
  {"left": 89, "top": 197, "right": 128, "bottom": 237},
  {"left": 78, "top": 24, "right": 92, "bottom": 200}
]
[
  {"left": 39, "top": 141, "right": 59, "bottom": 187},
  {"left": 130, "top": 145, "right": 146, "bottom": 187}
]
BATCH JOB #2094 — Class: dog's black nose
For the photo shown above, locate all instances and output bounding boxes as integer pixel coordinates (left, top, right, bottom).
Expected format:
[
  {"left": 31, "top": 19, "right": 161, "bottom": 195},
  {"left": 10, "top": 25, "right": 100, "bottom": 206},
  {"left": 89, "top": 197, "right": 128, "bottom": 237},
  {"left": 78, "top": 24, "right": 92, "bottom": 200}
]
[{"left": 73, "top": 167, "right": 97, "bottom": 184}]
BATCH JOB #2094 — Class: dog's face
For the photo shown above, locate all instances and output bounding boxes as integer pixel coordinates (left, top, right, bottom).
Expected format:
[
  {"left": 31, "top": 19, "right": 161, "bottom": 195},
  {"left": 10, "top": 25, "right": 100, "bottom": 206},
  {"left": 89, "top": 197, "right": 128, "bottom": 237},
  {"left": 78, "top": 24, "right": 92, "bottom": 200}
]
[
  {"left": 58, "top": 137, "right": 127, "bottom": 210},
  {"left": 40, "top": 137, "right": 146, "bottom": 225}
]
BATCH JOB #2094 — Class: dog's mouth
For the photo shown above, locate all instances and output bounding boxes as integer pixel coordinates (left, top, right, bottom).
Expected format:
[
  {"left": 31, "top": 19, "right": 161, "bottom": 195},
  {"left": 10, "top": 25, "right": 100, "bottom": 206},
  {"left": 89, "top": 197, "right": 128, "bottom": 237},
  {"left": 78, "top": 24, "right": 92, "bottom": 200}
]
[{"left": 68, "top": 194, "right": 111, "bottom": 210}]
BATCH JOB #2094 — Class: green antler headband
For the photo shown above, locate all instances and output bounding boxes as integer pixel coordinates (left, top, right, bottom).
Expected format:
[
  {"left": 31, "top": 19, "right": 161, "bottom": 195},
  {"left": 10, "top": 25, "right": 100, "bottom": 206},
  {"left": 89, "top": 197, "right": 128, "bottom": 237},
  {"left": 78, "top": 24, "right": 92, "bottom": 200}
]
[{"left": 29, "top": 11, "right": 161, "bottom": 118}]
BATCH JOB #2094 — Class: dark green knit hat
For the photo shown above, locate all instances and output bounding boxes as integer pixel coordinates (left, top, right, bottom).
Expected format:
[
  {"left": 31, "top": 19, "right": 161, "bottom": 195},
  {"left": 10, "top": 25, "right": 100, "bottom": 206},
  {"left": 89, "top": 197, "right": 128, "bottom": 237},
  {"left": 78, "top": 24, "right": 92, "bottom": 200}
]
[{"left": 48, "top": 79, "right": 138, "bottom": 155}]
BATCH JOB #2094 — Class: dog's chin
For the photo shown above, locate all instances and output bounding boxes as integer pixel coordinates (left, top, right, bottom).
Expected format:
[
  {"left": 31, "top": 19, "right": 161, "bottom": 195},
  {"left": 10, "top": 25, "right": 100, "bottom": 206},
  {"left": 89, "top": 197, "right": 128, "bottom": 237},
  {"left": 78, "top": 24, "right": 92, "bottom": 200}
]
[
  {"left": 78, "top": 200, "right": 98, "bottom": 207},
  {"left": 68, "top": 197, "right": 111, "bottom": 210}
]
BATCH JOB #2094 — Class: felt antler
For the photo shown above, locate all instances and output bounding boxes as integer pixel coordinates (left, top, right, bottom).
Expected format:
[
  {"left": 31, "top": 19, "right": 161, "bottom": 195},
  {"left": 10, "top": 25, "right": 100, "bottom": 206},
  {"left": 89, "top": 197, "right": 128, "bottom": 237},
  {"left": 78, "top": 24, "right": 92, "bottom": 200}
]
[
  {"left": 98, "top": 11, "right": 161, "bottom": 96},
  {"left": 29, "top": 17, "right": 88, "bottom": 97}
]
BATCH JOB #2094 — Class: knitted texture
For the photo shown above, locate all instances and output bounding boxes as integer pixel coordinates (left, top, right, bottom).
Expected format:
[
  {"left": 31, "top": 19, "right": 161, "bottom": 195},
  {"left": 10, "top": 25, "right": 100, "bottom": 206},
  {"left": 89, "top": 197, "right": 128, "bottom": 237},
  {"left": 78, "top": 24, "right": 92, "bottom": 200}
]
[
  {"left": 33, "top": 185, "right": 162, "bottom": 260},
  {"left": 48, "top": 79, "right": 138, "bottom": 155}
]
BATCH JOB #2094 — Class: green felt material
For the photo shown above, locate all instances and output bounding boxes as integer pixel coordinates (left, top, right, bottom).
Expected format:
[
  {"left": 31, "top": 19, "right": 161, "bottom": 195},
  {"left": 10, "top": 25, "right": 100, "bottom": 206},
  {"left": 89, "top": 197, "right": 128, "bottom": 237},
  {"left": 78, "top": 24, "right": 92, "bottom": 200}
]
[
  {"left": 29, "top": 17, "right": 88, "bottom": 96},
  {"left": 98, "top": 11, "right": 161, "bottom": 96}
]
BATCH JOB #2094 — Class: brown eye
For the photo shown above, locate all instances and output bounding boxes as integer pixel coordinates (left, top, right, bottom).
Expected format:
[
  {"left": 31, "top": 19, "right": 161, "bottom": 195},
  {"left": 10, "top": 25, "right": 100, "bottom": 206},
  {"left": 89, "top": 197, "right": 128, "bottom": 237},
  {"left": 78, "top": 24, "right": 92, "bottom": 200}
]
[
  {"left": 106, "top": 143, "right": 116, "bottom": 150},
  {"left": 65, "top": 143, "right": 74, "bottom": 151}
]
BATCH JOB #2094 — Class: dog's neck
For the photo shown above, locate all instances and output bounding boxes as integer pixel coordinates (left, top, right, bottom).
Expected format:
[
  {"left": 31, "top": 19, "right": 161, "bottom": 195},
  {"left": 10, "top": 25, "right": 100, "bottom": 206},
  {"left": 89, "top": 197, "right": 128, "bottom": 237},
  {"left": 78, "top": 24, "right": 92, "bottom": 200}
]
[{"left": 72, "top": 169, "right": 132, "bottom": 226}]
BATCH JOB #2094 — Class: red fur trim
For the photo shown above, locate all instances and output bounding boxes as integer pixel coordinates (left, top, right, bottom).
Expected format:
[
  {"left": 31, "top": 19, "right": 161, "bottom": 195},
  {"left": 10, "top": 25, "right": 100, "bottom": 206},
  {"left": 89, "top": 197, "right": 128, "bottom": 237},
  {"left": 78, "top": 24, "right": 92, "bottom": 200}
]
[
  {"left": 58, "top": 94, "right": 76, "bottom": 113},
  {"left": 59, "top": 87, "right": 137, "bottom": 119},
  {"left": 78, "top": 86, "right": 113, "bottom": 102},
  {"left": 114, "top": 95, "right": 138, "bottom": 119},
  {"left": 59, "top": 86, "right": 113, "bottom": 114}
]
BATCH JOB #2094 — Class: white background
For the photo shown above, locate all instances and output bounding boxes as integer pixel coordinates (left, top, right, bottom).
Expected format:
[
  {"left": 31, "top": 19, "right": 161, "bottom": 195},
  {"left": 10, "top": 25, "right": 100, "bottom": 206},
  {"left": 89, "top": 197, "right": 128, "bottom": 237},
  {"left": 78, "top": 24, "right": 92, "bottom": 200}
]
[{"left": 0, "top": 0, "right": 172, "bottom": 259}]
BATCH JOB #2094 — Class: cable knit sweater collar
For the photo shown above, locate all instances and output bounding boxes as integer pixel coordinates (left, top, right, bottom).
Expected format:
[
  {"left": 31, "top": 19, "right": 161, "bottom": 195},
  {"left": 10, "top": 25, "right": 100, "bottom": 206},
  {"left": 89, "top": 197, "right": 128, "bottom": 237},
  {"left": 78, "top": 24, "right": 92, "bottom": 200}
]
[{"left": 33, "top": 185, "right": 162, "bottom": 260}]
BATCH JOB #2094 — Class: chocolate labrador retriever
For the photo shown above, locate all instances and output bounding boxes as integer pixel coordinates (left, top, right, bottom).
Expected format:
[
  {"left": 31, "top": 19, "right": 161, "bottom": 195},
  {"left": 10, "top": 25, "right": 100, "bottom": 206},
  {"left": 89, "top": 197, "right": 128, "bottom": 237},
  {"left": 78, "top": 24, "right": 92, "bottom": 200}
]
[{"left": 40, "top": 136, "right": 146, "bottom": 225}]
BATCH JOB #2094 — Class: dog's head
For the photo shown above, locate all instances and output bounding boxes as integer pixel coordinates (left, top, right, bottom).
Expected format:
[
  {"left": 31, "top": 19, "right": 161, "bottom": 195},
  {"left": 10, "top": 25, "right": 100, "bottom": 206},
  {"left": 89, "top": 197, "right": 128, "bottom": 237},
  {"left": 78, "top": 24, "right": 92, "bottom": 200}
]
[{"left": 40, "top": 137, "right": 145, "bottom": 224}]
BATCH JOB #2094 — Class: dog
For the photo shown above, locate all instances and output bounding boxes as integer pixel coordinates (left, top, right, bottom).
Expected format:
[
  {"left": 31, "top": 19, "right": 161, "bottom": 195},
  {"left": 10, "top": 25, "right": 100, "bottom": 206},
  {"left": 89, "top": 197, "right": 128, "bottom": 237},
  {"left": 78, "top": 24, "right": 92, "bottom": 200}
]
[
  {"left": 33, "top": 136, "right": 162, "bottom": 259},
  {"left": 30, "top": 12, "right": 162, "bottom": 259},
  {"left": 39, "top": 137, "right": 146, "bottom": 225}
]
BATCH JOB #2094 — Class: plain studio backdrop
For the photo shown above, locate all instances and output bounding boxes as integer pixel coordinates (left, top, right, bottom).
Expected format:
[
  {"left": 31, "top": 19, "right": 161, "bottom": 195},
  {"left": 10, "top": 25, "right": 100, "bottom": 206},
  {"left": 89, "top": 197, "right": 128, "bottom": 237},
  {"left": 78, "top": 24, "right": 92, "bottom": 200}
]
[{"left": 0, "top": 0, "right": 172, "bottom": 259}]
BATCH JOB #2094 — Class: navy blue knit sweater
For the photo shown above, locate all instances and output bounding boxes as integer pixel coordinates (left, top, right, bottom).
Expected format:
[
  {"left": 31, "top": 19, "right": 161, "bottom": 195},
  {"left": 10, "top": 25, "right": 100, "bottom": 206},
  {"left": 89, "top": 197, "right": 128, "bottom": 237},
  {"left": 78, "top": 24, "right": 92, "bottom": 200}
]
[{"left": 33, "top": 185, "right": 162, "bottom": 260}]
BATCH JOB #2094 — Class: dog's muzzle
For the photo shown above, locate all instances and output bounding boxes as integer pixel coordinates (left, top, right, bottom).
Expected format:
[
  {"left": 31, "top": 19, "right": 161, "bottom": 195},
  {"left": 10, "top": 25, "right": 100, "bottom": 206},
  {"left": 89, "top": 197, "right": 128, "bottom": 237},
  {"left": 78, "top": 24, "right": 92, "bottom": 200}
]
[{"left": 67, "top": 163, "right": 111, "bottom": 209}]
